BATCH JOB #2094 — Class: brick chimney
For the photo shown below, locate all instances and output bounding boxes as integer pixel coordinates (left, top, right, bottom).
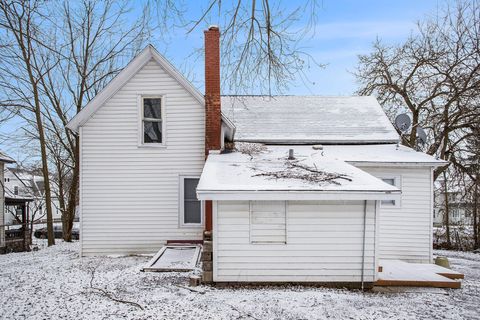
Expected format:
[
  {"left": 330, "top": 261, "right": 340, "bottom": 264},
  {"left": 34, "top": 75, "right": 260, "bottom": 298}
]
[
  {"left": 204, "top": 25, "right": 222, "bottom": 155},
  {"left": 203, "top": 26, "right": 222, "bottom": 233}
]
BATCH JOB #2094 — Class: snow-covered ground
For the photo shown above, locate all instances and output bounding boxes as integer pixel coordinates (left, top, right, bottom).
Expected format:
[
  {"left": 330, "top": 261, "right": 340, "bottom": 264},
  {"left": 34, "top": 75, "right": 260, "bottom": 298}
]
[{"left": 1, "top": 242, "right": 479, "bottom": 320}]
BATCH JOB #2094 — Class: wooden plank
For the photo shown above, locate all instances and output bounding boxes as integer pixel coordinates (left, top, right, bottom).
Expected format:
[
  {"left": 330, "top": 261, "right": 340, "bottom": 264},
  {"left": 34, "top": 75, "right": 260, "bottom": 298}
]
[
  {"left": 376, "top": 259, "right": 463, "bottom": 289},
  {"left": 375, "top": 279, "right": 461, "bottom": 289},
  {"left": 437, "top": 272, "right": 464, "bottom": 280}
]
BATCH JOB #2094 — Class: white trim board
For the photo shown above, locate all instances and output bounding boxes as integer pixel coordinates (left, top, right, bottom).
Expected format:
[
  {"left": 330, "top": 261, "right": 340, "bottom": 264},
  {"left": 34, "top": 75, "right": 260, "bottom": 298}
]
[
  {"left": 197, "top": 190, "right": 402, "bottom": 201},
  {"left": 347, "top": 161, "right": 447, "bottom": 168}
]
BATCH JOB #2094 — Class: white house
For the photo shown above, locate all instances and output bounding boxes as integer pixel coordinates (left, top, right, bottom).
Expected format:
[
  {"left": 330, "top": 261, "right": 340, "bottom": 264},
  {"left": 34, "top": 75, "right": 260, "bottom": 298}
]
[
  {"left": 434, "top": 179, "right": 473, "bottom": 226},
  {"left": 67, "top": 27, "right": 446, "bottom": 286},
  {"left": 0, "top": 151, "right": 15, "bottom": 252},
  {"left": 3, "top": 167, "right": 62, "bottom": 225}
]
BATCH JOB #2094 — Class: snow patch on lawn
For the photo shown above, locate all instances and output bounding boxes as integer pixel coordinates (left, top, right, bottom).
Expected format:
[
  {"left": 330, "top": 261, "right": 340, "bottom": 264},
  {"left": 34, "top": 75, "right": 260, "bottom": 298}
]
[{"left": 1, "top": 243, "right": 479, "bottom": 320}]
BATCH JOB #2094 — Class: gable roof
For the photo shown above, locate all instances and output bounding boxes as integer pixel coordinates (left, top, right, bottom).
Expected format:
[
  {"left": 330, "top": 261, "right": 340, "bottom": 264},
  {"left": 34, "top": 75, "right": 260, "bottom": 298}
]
[
  {"left": 66, "top": 45, "right": 235, "bottom": 133},
  {"left": 0, "top": 150, "right": 14, "bottom": 163},
  {"left": 221, "top": 95, "right": 399, "bottom": 144}
]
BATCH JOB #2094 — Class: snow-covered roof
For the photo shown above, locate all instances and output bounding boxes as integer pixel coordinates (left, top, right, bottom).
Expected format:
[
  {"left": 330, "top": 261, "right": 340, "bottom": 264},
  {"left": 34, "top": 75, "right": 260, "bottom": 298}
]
[
  {"left": 197, "top": 145, "right": 401, "bottom": 201},
  {"left": 221, "top": 95, "right": 400, "bottom": 144},
  {"left": 322, "top": 144, "right": 447, "bottom": 167},
  {"left": 0, "top": 150, "right": 14, "bottom": 163}
]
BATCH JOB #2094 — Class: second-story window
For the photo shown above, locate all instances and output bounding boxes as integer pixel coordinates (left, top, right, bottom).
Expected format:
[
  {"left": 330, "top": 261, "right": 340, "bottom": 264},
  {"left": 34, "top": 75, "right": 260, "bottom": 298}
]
[{"left": 142, "top": 97, "right": 163, "bottom": 144}]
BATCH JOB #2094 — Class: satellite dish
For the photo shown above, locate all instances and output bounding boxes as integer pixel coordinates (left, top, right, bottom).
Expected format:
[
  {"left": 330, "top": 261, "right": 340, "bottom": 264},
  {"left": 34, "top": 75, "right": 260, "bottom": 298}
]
[
  {"left": 416, "top": 127, "right": 427, "bottom": 145},
  {"left": 395, "top": 114, "right": 411, "bottom": 133}
]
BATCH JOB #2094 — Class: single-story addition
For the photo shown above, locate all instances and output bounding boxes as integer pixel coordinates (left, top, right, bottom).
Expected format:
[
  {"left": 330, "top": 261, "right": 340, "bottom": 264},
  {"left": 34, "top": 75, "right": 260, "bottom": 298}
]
[{"left": 67, "top": 26, "right": 447, "bottom": 287}]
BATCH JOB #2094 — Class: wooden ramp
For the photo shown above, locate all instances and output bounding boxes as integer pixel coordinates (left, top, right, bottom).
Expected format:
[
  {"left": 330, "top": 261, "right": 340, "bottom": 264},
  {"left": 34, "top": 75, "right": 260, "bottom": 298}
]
[
  {"left": 375, "top": 260, "right": 463, "bottom": 289},
  {"left": 142, "top": 245, "right": 201, "bottom": 272}
]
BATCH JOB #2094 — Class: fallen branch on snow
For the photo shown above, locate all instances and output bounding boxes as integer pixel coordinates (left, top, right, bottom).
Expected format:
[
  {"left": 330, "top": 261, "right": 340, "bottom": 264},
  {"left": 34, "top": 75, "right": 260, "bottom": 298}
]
[
  {"left": 235, "top": 142, "right": 268, "bottom": 159},
  {"left": 252, "top": 160, "right": 352, "bottom": 185},
  {"left": 227, "top": 303, "right": 261, "bottom": 320},
  {"left": 85, "top": 267, "right": 144, "bottom": 310},
  {"left": 175, "top": 284, "right": 207, "bottom": 294}
]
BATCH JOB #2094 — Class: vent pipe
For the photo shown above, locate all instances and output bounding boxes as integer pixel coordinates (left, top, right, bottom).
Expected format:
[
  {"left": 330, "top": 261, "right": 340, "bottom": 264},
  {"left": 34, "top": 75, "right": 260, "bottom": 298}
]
[{"left": 288, "top": 149, "right": 295, "bottom": 160}]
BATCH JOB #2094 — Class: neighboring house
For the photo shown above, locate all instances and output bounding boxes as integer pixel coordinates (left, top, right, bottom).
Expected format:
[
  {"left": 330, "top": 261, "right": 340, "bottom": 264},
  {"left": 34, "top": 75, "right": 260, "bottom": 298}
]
[
  {"left": 434, "top": 180, "right": 473, "bottom": 226},
  {"left": 3, "top": 167, "right": 62, "bottom": 226},
  {"left": 0, "top": 151, "right": 15, "bottom": 252},
  {"left": 67, "top": 27, "right": 446, "bottom": 286}
]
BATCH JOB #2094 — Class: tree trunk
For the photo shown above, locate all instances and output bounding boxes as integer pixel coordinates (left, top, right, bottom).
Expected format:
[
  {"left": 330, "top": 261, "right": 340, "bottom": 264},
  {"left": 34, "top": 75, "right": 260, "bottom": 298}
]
[
  {"left": 409, "top": 110, "right": 419, "bottom": 148},
  {"left": 63, "top": 136, "right": 80, "bottom": 242},
  {"left": 474, "top": 178, "right": 479, "bottom": 249},
  {"left": 24, "top": 55, "right": 55, "bottom": 246},
  {"left": 33, "top": 103, "right": 55, "bottom": 246},
  {"left": 3, "top": 0, "right": 56, "bottom": 246}
]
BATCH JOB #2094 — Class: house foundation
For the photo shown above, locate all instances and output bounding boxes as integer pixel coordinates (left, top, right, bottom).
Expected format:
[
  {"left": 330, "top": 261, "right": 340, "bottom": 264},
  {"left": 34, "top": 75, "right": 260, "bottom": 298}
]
[{"left": 202, "top": 231, "right": 213, "bottom": 283}]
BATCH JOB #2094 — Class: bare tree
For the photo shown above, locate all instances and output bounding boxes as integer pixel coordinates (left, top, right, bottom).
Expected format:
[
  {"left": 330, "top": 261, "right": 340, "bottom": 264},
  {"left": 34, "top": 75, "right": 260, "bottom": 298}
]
[
  {"left": 39, "top": 0, "right": 152, "bottom": 241},
  {"left": 0, "top": 0, "right": 153, "bottom": 241},
  {"left": 355, "top": 0, "right": 480, "bottom": 181},
  {"left": 0, "top": 0, "right": 56, "bottom": 245},
  {"left": 455, "top": 122, "right": 480, "bottom": 249},
  {"left": 156, "top": 0, "right": 323, "bottom": 94},
  {"left": 355, "top": 0, "right": 480, "bottom": 249}
]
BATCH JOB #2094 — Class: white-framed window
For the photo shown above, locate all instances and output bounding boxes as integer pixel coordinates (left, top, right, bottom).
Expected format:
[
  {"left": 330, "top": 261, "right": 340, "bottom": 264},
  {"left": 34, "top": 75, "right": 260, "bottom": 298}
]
[
  {"left": 139, "top": 96, "right": 165, "bottom": 145},
  {"left": 179, "top": 176, "right": 203, "bottom": 227},
  {"left": 452, "top": 208, "right": 460, "bottom": 218},
  {"left": 249, "top": 201, "right": 287, "bottom": 244},
  {"left": 380, "top": 176, "right": 401, "bottom": 208}
]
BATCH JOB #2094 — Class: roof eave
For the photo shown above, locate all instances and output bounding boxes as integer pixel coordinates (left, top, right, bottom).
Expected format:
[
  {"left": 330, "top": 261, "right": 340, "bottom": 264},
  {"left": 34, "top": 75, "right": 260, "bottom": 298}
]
[
  {"left": 0, "top": 153, "right": 15, "bottom": 164},
  {"left": 347, "top": 160, "right": 449, "bottom": 168},
  {"left": 234, "top": 138, "right": 400, "bottom": 145},
  {"left": 0, "top": 157, "right": 15, "bottom": 164},
  {"left": 197, "top": 189, "right": 401, "bottom": 201},
  {"left": 221, "top": 113, "right": 236, "bottom": 141}
]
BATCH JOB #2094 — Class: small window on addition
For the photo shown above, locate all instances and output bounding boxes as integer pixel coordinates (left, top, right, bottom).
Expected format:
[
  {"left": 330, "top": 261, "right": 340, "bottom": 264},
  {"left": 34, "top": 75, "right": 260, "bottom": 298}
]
[
  {"left": 142, "top": 97, "right": 163, "bottom": 144},
  {"left": 381, "top": 177, "right": 400, "bottom": 207},
  {"left": 181, "top": 177, "right": 202, "bottom": 226}
]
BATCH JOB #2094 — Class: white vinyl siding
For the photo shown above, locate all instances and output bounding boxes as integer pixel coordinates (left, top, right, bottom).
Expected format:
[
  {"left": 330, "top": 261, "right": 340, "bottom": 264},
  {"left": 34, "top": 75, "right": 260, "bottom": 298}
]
[
  {"left": 80, "top": 59, "right": 205, "bottom": 255},
  {"left": 249, "top": 201, "right": 286, "bottom": 244},
  {"left": 214, "top": 200, "right": 377, "bottom": 283},
  {"left": 360, "top": 167, "right": 433, "bottom": 263}
]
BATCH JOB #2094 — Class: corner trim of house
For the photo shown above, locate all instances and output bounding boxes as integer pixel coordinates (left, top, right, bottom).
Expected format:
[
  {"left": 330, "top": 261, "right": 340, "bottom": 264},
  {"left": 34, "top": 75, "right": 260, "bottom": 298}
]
[
  {"left": 79, "top": 127, "right": 84, "bottom": 257},
  {"left": 212, "top": 200, "right": 218, "bottom": 282}
]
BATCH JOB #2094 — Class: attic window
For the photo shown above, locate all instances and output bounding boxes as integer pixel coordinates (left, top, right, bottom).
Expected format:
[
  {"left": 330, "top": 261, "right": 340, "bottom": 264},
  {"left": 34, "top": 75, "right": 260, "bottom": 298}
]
[{"left": 141, "top": 97, "right": 164, "bottom": 144}]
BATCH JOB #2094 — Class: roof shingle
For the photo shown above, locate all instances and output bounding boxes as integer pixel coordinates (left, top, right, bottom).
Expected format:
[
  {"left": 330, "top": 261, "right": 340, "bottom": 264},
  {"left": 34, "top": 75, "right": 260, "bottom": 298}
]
[{"left": 221, "top": 95, "right": 399, "bottom": 144}]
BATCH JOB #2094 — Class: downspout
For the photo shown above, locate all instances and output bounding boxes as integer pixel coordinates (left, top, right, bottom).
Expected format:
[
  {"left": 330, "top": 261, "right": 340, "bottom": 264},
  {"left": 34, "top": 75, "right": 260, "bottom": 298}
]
[{"left": 361, "top": 200, "right": 367, "bottom": 291}]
